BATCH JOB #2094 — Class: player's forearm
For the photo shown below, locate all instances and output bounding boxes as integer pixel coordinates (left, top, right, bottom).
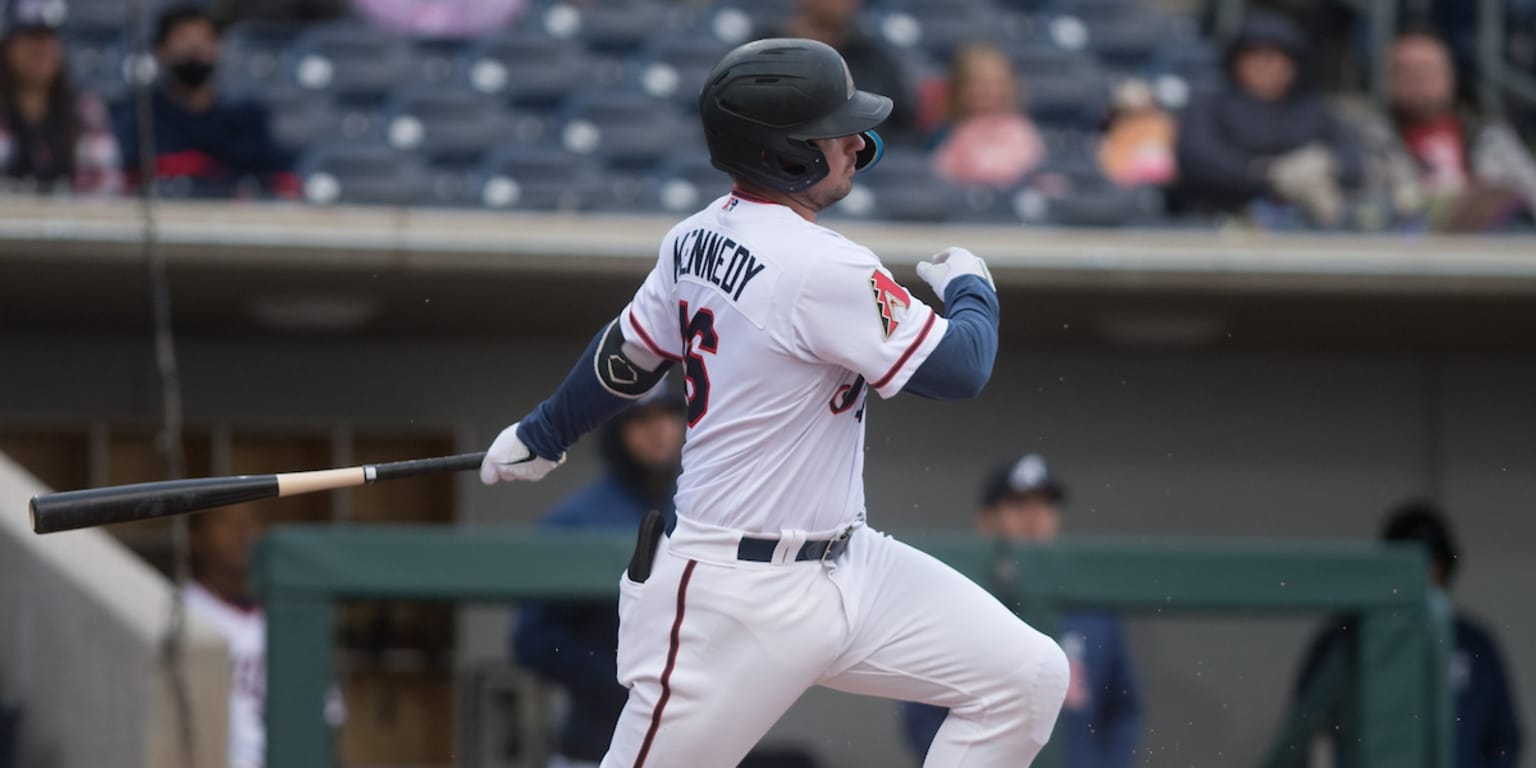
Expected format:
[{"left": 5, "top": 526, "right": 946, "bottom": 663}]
[
  {"left": 905, "top": 275, "right": 999, "bottom": 400},
  {"left": 516, "top": 319, "right": 673, "bottom": 460}
]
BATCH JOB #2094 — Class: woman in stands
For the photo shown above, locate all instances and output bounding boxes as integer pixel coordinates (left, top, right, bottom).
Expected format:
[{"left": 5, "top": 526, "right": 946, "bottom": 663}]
[
  {"left": 0, "top": 0, "right": 121, "bottom": 195},
  {"left": 931, "top": 42, "right": 1045, "bottom": 188}
]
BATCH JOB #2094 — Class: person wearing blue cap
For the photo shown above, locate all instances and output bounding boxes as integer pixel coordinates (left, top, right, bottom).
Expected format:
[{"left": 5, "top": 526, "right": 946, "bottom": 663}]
[{"left": 901, "top": 454, "right": 1143, "bottom": 768}]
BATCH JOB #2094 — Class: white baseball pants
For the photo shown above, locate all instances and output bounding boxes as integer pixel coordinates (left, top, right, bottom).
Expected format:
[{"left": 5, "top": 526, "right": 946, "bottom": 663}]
[{"left": 599, "top": 515, "right": 1070, "bottom": 768}]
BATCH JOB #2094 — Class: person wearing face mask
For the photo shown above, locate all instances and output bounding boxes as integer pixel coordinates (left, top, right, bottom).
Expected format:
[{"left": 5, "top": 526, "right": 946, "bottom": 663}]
[
  {"left": 0, "top": 0, "right": 122, "bottom": 195},
  {"left": 110, "top": 4, "right": 297, "bottom": 198}
]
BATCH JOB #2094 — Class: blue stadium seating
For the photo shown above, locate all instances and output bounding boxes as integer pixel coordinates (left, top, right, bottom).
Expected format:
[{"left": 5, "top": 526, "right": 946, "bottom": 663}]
[
  {"left": 473, "top": 145, "right": 610, "bottom": 212},
  {"left": 557, "top": 89, "right": 693, "bottom": 171},
  {"left": 382, "top": 87, "right": 513, "bottom": 169},
  {"left": 297, "top": 142, "right": 429, "bottom": 207},
  {"left": 288, "top": 23, "right": 416, "bottom": 105},
  {"left": 462, "top": 33, "right": 599, "bottom": 110}
]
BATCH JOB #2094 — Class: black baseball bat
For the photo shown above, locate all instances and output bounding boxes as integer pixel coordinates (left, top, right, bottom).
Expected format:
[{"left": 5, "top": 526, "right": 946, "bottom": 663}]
[{"left": 28, "top": 451, "right": 487, "bottom": 534}]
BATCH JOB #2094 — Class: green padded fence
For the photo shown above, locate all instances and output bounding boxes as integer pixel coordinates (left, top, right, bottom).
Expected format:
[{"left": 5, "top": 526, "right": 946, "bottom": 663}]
[{"left": 254, "top": 527, "right": 1449, "bottom": 768}]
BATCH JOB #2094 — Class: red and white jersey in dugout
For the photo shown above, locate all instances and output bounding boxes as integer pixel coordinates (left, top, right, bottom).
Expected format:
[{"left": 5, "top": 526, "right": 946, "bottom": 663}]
[{"left": 620, "top": 191, "right": 949, "bottom": 534}]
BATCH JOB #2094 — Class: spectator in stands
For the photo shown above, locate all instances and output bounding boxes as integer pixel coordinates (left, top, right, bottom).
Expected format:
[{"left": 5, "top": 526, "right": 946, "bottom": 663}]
[
  {"left": 1173, "top": 10, "right": 1362, "bottom": 228},
  {"left": 902, "top": 454, "right": 1141, "bottom": 768},
  {"left": 184, "top": 502, "right": 344, "bottom": 768},
  {"left": 777, "top": 0, "right": 916, "bottom": 144},
  {"left": 514, "top": 385, "right": 685, "bottom": 768},
  {"left": 0, "top": 0, "right": 122, "bottom": 195},
  {"left": 1098, "top": 78, "right": 1177, "bottom": 187},
  {"left": 112, "top": 5, "right": 297, "bottom": 198},
  {"left": 1287, "top": 501, "right": 1523, "bottom": 768},
  {"left": 1345, "top": 29, "right": 1535, "bottom": 232},
  {"left": 350, "top": 0, "right": 527, "bottom": 38},
  {"left": 931, "top": 42, "right": 1045, "bottom": 188}
]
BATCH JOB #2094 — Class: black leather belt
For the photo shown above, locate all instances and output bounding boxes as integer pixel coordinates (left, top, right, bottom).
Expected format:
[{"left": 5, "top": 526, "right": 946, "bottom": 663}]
[{"left": 737, "top": 530, "right": 852, "bottom": 563}]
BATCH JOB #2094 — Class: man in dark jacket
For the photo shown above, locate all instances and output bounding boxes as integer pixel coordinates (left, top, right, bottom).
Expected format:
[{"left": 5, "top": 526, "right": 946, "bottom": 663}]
[
  {"left": 902, "top": 455, "right": 1142, "bottom": 768},
  {"left": 112, "top": 5, "right": 296, "bottom": 197},
  {"left": 1287, "top": 502, "right": 1523, "bottom": 768},
  {"left": 1174, "top": 10, "right": 1362, "bottom": 227},
  {"left": 513, "top": 386, "right": 684, "bottom": 767}
]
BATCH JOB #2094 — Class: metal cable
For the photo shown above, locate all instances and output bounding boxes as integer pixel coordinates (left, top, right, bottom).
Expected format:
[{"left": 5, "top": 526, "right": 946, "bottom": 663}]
[{"left": 128, "top": 0, "right": 197, "bottom": 764}]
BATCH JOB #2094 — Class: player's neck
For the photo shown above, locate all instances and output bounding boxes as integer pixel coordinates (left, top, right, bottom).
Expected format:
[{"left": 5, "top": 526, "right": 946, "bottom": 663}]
[{"left": 731, "top": 183, "right": 818, "bottom": 223}]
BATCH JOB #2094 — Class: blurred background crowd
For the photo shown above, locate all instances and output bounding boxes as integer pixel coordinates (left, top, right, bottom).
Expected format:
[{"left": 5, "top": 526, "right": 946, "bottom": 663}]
[{"left": 3, "top": 0, "right": 1536, "bottom": 231}]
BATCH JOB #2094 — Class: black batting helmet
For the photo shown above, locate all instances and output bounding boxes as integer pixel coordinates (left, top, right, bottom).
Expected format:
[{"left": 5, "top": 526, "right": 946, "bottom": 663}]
[{"left": 699, "top": 38, "right": 891, "bottom": 194}]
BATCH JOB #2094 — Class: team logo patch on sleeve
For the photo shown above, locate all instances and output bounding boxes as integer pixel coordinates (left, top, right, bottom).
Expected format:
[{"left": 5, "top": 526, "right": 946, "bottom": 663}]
[{"left": 869, "top": 270, "right": 910, "bottom": 339}]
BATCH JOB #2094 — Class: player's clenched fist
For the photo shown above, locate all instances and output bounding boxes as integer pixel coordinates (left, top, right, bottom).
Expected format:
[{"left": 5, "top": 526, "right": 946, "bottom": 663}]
[
  {"left": 479, "top": 422, "right": 563, "bottom": 485},
  {"left": 916, "top": 246, "right": 995, "bottom": 298}
]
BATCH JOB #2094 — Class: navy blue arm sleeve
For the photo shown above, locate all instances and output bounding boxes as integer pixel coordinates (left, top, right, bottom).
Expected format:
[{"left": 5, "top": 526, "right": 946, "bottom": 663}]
[
  {"left": 905, "top": 274, "right": 999, "bottom": 400},
  {"left": 515, "top": 323, "right": 672, "bottom": 461}
]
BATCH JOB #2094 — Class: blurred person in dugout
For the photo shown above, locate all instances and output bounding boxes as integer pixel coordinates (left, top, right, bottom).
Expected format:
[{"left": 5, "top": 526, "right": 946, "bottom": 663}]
[
  {"left": 901, "top": 455, "right": 1142, "bottom": 768},
  {"left": 1098, "top": 79, "right": 1176, "bottom": 188},
  {"left": 185, "top": 502, "right": 344, "bottom": 768},
  {"left": 1340, "top": 28, "right": 1536, "bottom": 232},
  {"left": 930, "top": 42, "right": 1045, "bottom": 189},
  {"left": 513, "top": 384, "right": 686, "bottom": 768},
  {"left": 772, "top": 0, "right": 917, "bottom": 145},
  {"left": 0, "top": 0, "right": 121, "bottom": 195},
  {"left": 1284, "top": 502, "right": 1522, "bottom": 768},
  {"left": 1172, "top": 10, "right": 1363, "bottom": 229},
  {"left": 111, "top": 4, "right": 296, "bottom": 198}
]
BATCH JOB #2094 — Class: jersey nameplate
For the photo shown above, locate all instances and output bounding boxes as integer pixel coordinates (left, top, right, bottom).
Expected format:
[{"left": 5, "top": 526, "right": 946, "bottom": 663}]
[{"left": 671, "top": 227, "right": 775, "bottom": 328}]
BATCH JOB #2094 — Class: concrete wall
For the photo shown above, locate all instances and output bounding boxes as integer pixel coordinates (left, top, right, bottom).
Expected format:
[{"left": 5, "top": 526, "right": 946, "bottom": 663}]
[
  {"left": 0, "top": 454, "right": 229, "bottom": 768},
  {"left": 1, "top": 333, "right": 1531, "bottom": 767}
]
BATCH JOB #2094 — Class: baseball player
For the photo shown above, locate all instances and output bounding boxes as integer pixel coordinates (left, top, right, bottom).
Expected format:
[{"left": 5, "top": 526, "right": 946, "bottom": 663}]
[{"left": 481, "top": 38, "right": 1069, "bottom": 767}]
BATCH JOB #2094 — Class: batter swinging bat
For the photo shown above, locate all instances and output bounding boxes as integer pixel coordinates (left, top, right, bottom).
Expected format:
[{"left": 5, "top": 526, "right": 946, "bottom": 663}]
[{"left": 28, "top": 451, "right": 487, "bottom": 535}]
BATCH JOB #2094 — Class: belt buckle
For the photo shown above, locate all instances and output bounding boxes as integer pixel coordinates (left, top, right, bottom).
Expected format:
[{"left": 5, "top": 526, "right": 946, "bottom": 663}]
[{"left": 820, "top": 526, "right": 853, "bottom": 563}]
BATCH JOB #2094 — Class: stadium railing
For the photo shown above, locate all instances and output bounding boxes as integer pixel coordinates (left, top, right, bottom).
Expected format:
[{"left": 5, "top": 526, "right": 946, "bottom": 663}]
[{"left": 255, "top": 526, "right": 1451, "bottom": 768}]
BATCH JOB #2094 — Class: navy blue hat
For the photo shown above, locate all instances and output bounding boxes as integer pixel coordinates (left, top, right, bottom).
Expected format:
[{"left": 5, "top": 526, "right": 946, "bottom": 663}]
[
  {"left": 1382, "top": 500, "right": 1459, "bottom": 583},
  {"left": 2, "top": 0, "right": 67, "bottom": 37},
  {"left": 981, "top": 454, "right": 1067, "bottom": 507}
]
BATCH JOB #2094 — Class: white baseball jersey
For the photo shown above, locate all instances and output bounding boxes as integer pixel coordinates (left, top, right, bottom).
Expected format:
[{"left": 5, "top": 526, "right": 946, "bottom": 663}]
[
  {"left": 183, "top": 582, "right": 267, "bottom": 768},
  {"left": 619, "top": 190, "right": 949, "bottom": 534}
]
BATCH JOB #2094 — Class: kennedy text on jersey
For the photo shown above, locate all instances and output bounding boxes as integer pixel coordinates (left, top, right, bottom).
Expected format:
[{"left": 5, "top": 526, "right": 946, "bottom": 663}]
[{"left": 673, "top": 227, "right": 767, "bottom": 302}]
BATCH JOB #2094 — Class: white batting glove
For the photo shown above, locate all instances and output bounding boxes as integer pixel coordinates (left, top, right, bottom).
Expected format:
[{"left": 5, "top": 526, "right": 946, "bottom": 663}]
[
  {"left": 916, "top": 246, "right": 995, "bottom": 299},
  {"left": 479, "top": 422, "right": 563, "bottom": 485}
]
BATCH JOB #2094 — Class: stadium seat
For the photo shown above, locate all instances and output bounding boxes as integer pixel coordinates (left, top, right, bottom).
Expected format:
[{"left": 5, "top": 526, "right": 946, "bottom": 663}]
[
  {"left": 264, "top": 88, "right": 346, "bottom": 150},
  {"left": 556, "top": 89, "right": 690, "bottom": 171},
  {"left": 542, "top": 0, "right": 672, "bottom": 57},
  {"left": 872, "top": 0, "right": 1013, "bottom": 60},
  {"left": 288, "top": 24, "right": 415, "bottom": 105},
  {"left": 1010, "top": 163, "right": 1161, "bottom": 226},
  {"left": 382, "top": 87, "right": 512, "bottom": 169},
  {"left": 651, "top": 151, "right": 730, "bottom": 213},
  {"left": 221, "top": 21, "right": 301, "bottom": 95},
  {"left": 462, "top": 33, "right": 598, "bottom": 110},
  {"left": 297, "top": 143, "right": 428, "bottom": 207},
  {"left": 472, "top": 145, "right": 607, "bottom": 212},
  {"left": 1024, "top": 68, "right": 1112, "bottom": 129},
  {"left": 711, "top": 0, "right": 795, "bottom": 37},
  {"left": 62, "top": 0, "right": 131, "bottom": 36},
  {"left": 631, "top": 33, "right": 732, "bottom": 104},
  {"left": 65, "top": 33, "right": 130, "bottom": 104}
]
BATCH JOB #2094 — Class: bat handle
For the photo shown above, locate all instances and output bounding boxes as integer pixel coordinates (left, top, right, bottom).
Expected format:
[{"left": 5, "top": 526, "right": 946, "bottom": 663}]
[{"left": 367, "top": 451, "right": 487, "bottom": 483}]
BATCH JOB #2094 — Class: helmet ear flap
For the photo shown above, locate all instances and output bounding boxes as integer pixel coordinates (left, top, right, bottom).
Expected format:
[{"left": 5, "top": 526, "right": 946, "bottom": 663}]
[{"left": 854, "top": 130, "right": 884, "bottom": 173}]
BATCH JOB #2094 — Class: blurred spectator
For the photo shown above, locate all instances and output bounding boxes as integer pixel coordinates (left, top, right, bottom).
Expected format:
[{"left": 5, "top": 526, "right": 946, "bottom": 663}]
[
  {"left": 1288, "top": 501, "right": 1523, "bottom": 768},
  {"left": 931, "top": 42, "right": 1044, "bottom": 188},
  {"left": 1098, "top": 79, "right": 1177, "bottom": 187},
  {"left": 0, "top": 0, "right": 122, "bottom": 195},
  {"left": 776, "top": 0, "right": 916, "bottom": 144},
  {"left": 902, "top": 455, "right": 1141, "bottom": 768},
  {"left": 1345, "top": 29, "right": 1536, "bottom": 232},
  {"left": 112, "top": 5, "right": 297, "bottom": 197},
  {"left": 213, "top": 0, "right": 345, "bottom": 24},
  {"left": 1173, "top": 11, "right": 1362, "bottom": 228},
  {"left": 514, "top": 387, "right": 684, "bottom": 768},
  {"left": 184, "top": 503, "right": 344, "bottom": 768},
  {"left": 350, "top": 0, "right": 526, "bottom": 38}
]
